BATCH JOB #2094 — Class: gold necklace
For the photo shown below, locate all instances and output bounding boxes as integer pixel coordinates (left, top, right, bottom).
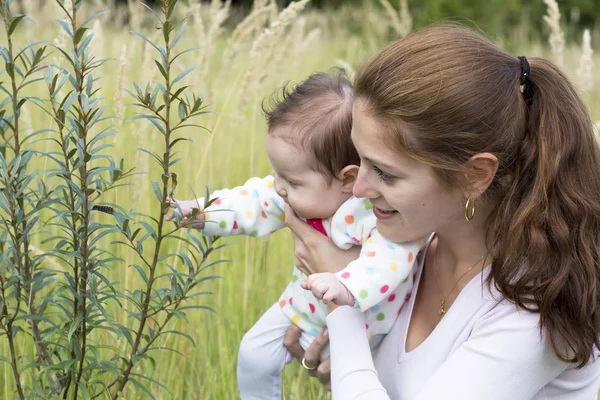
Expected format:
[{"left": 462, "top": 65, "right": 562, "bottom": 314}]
[{"left": 434, "top": 246, "right": 486, "bottom": 319}]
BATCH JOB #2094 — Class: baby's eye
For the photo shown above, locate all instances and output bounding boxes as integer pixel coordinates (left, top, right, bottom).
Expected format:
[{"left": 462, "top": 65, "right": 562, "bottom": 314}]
[{"left": 373, "top": 166, "right": 396, "bottom": 183}]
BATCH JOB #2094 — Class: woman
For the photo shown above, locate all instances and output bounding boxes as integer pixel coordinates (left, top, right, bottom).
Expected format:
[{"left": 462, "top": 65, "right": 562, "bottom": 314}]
[{"left": 282, "top": 24, "right": 600, "bottom": 399}]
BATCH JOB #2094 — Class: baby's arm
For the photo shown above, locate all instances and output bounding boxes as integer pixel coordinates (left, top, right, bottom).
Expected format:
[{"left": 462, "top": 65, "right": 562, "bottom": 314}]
[
  {"left": 304, "top": 230, "right": 420, "bottom": 309},
  {"left": 334, "top": 230, "right": 420, "bottom": 311},
  {"left": 304, "top": 197, "right": 421, "bottom": 310},
  {"left": 169, "top": 176, "right": 286, "bottom": 237}
]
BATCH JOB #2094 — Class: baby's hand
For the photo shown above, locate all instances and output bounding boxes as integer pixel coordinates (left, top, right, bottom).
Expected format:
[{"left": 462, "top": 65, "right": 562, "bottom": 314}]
[
  {"left": 301, "top": 273, "right": 355, "bottom": 306},
  {"left": 165, "top": 197, "right": 205, "bottom": 229}
]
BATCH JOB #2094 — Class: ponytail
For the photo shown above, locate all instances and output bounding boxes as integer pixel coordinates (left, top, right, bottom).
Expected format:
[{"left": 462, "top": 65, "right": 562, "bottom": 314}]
[{"left": 489, "top": 58, "right": 600, "bottom": 367}]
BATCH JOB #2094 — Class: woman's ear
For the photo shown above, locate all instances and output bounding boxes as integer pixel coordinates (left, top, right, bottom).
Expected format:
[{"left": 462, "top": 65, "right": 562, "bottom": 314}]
[
  {"left": 465, "top": 153, "right": 499, "bottom": 199},
  {"left": 338, "top": 165, "right": 360, "bottom": 194}
]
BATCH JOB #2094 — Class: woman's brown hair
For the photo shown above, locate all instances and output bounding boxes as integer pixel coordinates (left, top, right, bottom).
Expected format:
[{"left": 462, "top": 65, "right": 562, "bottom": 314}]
[{"left": 354, "top": 24, "right": 600, "bottom": 367}]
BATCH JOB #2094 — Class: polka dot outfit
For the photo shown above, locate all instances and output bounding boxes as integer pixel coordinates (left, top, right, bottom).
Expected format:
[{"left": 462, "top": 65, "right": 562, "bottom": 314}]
[{"left": 199, "top": 175, "right": 424, "bottom": 338}]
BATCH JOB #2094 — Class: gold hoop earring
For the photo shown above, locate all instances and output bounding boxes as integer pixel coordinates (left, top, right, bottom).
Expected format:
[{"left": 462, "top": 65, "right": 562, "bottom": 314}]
[{"left": 465, "top": 198, "right": 475, "bottom": 221}]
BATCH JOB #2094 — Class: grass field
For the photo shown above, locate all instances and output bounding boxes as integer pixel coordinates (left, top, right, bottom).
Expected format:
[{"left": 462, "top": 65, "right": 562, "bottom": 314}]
[{"left": 1, "top": 0, "right": 599, "bottom": 398}]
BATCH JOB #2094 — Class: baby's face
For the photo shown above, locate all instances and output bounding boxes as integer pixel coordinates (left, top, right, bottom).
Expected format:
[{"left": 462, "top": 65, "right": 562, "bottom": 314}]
[{"left": 266, "top": 134, "right": 351, "bottom": 220}]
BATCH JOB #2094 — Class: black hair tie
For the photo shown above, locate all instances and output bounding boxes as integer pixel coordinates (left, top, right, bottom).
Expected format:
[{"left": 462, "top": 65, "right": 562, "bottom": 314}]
[
  {"left": 517, "top": 56, "right": 530, "bottom": 86},
  {"left": 517, "top": 56, "right": 533, "bottom": 104}
]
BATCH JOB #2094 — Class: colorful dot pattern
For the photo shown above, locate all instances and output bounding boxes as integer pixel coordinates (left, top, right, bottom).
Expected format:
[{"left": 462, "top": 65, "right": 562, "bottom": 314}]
[{"left": 198, "top": 175, "right": 421, "bottom": 338}]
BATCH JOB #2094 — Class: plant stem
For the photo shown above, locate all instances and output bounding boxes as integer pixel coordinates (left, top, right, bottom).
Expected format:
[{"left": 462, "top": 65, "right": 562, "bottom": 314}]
[
  {"left": 0, "top": 272, "right": 25, "bottom": 400},
  {"left": 6, "top": 320, "right": 25, "bottom": 399},
  {"left": 113, "top": 12, "right": 174, "bottom": 397},
  {"left": 70, "top": 2, "right": 91, "bottom": 397}
]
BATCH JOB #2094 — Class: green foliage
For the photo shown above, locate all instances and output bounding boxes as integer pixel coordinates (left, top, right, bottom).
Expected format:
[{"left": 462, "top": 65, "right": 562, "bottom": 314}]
[
  {"left": 0, "top": 0, "right": 223, "bottom": 398},
  {"left": 318, "top": 0, "right": 598, "bottom": 39}
]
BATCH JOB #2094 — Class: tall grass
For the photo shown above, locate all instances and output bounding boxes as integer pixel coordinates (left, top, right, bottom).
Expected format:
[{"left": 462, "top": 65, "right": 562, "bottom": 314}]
[{"left": 1, "top": 0, "right": 599, "bottom": 398}]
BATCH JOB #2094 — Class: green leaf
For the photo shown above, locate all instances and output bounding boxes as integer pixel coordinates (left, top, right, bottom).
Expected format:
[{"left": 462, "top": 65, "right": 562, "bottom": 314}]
[
  {"left": 130, "top": 264, "right": 148, "bottom": 285},
  {"left": 151, "top": 181, "right": 163, "bottom": 203},
  {"left": 81, "top": 11, "right": 109, "bottom": 28},
  {"left": 73, "top": 27, "right": 89, "bottom": 45},
  {"left": 140, "top": 3, "right": 163, "bottom": 24},
  {"left": 178, "top": 101, "right": 186, "bottom": 120},
  {"left": 56, "top": 19, "right": 73, "bottom": 38},
  {"left": 8, "top": 15, "right": 27, "bottom": 35},
  {"left": 163, "top": 20, "right": 172, "bottom": 44},
  {"left": 169, "top": 85, "right": 188, "bottom": 103},
  {"left": 162, "top": 330, "right": 195, "bottom": 346},
  {"left": 16, "top": 97, "right": 26, "bottom": 111},
  {"left": 168, "top": 137, "right": 191, "bottom": 149},
  {"left": 154, "top": 59, "right": 168, "bottom": 80},
  {"left": 172, "top": 67, "right": 197, "bottom": 85},
  {"left": 131, "top": 31, "right": 165, "bottom": 57},
  {"left": 130, "top": 373, "right": 171, "bottom": 394},
  {"left": 5, "top": 62, "right": 14, "bottom": 79},
  {"left": 167, "top": 0, "right": 179, "bottom": 20},
  {"left": 67, "top": 314, "right": 83, "bottom": 342},
  {"left": 129, "top": 378, "right": 157, "bottom": 400},
  {"left": 115, "top": 324, "right": 134, "bottom": 346},
  {"left": 170, "top": 21, "right": 187, "bottom": 49}
]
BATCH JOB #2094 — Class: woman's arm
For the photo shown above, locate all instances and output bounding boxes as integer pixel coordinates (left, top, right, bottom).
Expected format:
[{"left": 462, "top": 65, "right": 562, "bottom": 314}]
[
  {"left": 327, "top": 306, "right": 391, "bottom": 400},
  {"left": 283, "top": 306, "right": 392, "bottom": 398}
]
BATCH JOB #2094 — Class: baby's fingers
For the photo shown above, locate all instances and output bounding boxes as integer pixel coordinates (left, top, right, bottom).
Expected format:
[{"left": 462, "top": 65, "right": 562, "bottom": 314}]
[{"left": 321, "top": 289, "right": 336, "bottom": 305}]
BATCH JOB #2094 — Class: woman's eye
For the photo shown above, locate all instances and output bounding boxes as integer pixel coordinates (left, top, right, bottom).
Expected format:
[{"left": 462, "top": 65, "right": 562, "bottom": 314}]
[{"left": 373, "top": 166, "right": 395, "bottom": 183}]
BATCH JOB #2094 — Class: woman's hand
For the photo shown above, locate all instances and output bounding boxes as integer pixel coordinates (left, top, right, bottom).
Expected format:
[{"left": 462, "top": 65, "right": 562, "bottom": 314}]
[
  {"left": 283, "top": 325, "right": 332, "bottom": 391},
  {"left": 284, "top": 205, "right": 360, "bottom": 276}
]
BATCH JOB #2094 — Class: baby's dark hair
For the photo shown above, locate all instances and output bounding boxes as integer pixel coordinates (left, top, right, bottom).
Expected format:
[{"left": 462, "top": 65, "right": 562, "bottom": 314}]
[{"left": 262, "top": 68, "right": 358, "bottom": 181}]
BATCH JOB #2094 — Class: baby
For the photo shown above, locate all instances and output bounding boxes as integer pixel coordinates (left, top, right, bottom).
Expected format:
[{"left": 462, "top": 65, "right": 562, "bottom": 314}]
[{"left": 167, "top": 70, "right": 423, "bottom": 399}]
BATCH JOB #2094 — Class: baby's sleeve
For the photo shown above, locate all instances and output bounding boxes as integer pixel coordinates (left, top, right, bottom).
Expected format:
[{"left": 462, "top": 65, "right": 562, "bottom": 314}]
[
  {"left": 335, "top": 230, "right": 420, "bottom": 311},
  {"left": 330, "top": 197, "right": 421, "bottom": 311},
  {"left": 197, "top": 176, "right": 286, "bottom": 237},
  {"left": 329, "top": 197, "right": 378, "bottom": 250}
]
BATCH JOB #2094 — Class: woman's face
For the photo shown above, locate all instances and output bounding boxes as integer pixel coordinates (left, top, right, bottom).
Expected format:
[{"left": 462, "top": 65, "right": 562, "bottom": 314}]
[{"left": 351, "top": 100, "right": 465, "bottom": 243}]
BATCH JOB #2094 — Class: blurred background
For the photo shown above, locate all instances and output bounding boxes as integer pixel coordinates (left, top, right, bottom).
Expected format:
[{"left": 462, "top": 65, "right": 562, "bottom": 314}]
[{"left": 2, "top": 0, "right": 599, "bottom": 398}]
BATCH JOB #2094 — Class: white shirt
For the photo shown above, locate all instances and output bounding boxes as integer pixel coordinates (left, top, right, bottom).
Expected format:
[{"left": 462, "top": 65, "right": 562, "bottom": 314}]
[{"left": 327, "top": 238, "right": 600, "bottom": 399}]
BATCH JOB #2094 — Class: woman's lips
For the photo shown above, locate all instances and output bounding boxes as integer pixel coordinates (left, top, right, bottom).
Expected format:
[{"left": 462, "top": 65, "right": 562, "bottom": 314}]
[{"left": 373, "top": 206, "right": 397, "bottom": 220}]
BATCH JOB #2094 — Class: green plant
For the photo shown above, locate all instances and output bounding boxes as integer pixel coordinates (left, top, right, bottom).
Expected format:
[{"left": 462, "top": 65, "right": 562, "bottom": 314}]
[{"left": 0, "top": 0, "right": 224, "bottom": 398}]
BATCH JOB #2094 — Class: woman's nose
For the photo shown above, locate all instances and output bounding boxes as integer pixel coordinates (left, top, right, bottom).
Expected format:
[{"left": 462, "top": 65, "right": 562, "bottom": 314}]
[{"left": 353, "top": 167, "right": 379, "bottom": 199}]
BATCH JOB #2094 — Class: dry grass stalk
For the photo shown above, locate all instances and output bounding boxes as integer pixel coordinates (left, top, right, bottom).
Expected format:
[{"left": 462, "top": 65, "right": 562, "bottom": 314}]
[
  {"left": 127, "top": 0, "right": 143, "bottom": 32},
  {"left": 398, "top": 0, "right": 412, "bottom": 37},
  {"left": 543, "top": 0, "right": 565, "bottom": 68},
  {"left": 197, "top": 0, "right": 231, "bottom": 96},
  {"left": 91, "top": 19, "right": 104, "bottom": 60},
  {"left": 114, "top": 43, "right": 128, "bottom": 127},
  {"left": 576, "top": 29, "right": 594, "bottom": 91},
  {"left": 237, "top": 0, "right": 311, "bottom": 109},
  {"left": 226, "top": 6, "right": 270, "bottom": 56},
  {"left": 189, "top": 2, "right": 206, "bottom": 46},
  {"left": 269, "top": 15, "right": 305, "bottom": 80},
  {"left": 379, "top": 0, "right": 402, "bottom": 36},
  {"left": 268, "top": 0, "right": 279, "bottom": 24},
  {"left": 29, "top": 245, "right": 65, "bottom": 272},
  {"left": 141, "top": 30, "right": 161, "bottom": 83},
  {"left": 379, "top": 0, "right": 412, "bottom": 38},
  {"left": 291, "top": 27, "right": 321, "bottom": 71}
]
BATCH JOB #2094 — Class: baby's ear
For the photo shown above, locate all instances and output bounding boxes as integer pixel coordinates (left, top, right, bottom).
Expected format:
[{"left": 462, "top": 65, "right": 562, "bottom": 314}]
[{"left": 338, "top": 165, "right": 359, "bottom": 194}]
